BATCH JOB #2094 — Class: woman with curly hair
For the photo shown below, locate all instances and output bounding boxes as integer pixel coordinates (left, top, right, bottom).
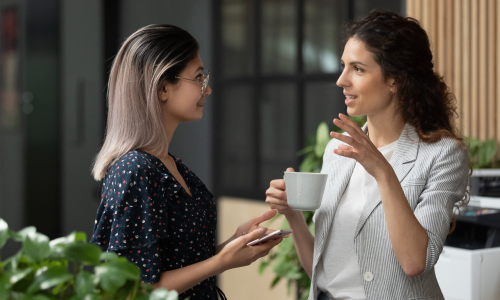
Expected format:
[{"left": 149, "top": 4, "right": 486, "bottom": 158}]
[{"left": 266, "top": 10, "right": 469, "bottom": 300}]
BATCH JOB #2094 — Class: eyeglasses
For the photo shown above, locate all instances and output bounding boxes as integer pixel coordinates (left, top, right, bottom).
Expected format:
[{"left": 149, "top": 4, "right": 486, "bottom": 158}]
[{"left": 175, "top": 71, "right": 210, "bottom": 95}]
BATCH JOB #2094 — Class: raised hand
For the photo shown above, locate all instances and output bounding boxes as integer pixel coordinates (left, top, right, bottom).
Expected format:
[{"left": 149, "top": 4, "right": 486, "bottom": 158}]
[{"left": 330, "top": 114, "right": 392, "bottom": 179}]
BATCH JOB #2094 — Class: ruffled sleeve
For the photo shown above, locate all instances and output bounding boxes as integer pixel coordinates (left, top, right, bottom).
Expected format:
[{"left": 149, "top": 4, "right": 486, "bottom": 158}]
[{"left": 91, "top": 150, "right": 171, "bottom": 251}]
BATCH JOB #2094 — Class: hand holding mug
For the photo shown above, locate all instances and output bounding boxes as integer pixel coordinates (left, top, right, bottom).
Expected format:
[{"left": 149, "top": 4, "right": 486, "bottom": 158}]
[{"left": 266, "top": 167, "right": 296, "bottom": 216}]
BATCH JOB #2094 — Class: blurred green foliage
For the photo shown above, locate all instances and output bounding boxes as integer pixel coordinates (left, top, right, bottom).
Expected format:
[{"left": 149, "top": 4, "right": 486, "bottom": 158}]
[
  {"left": 0, "top": 218, "right": 179, "bottom": 300},
  {"left": 465, "top": 137, "right": 498, "bottom": 169},
  {"left": 259, "top": 116, "right": 366, "bottom": 300}
]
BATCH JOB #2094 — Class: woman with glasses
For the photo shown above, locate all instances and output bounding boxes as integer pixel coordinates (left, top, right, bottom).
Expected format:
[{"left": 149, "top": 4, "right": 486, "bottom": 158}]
[
  {"left": 90, "top": 24, "right": 282, "bottom": 300},
  {"left": 266, "top": 10, "right": 470, "bottom": 300}
]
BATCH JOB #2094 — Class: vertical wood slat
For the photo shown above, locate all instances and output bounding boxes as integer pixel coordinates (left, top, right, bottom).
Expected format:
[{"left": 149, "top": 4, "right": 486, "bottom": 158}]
[
  {"left": 479, "top": 0, "right": 487, "bottom": 140},
  {"left": 407, "top": 0, "right": 499, "bottom": 158},
  {"left": 487, "top": 0, "right": 496, "bottom": 140},
  {"left": 437, "top": 0, "right": 446, "bottom": 76},
  {"left": 471, "top": 0, "right": 479, "bottom": 138},
  {"left": 462, "top": 0, "right": 471, "bottom": 137},
  {"left": 436, "top": 0, "right": 445, "bottom": 72},
  {"left": 407, "top": 0, "right": 414, "bottom": 17},
  {"left": 445, "top": 0, "right": 453, "bottom": 104},
  {"left": 497, "top": 0, "right": 500, "bottom": 154},
  {"left": 453, "top": 0, "right": 462, "bottom": 133},
  {"left": 414, "top": 0, "right": 422, "bottom": 25}
]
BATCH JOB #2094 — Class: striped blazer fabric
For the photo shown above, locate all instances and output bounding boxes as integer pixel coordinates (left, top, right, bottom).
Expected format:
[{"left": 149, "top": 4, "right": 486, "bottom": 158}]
[{"left": 309, "top": 123, "right": 469, "bottom": 300}]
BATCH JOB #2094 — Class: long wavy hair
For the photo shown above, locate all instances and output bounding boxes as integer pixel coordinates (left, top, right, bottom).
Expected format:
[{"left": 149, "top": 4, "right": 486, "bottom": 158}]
[
  {"left": 342, "top": 10, "right": 471, "bottom": 231},
  {"left": 92, "top": 24, "right": 199, "bottom": 181}
]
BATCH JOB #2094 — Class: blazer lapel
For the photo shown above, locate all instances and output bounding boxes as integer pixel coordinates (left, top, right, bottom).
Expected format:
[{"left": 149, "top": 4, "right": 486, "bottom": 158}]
[
  {"left": 354, "top": 123, "right": 420, "bottom": 238},
  {"left": 314, "top": 154, "right": 356, "bottom": 267},
  {"left": 313, "top": 124, "right": 370, "bottom": 267}
]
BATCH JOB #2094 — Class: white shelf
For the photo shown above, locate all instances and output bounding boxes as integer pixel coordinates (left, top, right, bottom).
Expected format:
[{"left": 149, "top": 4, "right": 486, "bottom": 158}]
[
  {"left": 471, "top": 169, "right": 500, "bottom": 177},
  {"left": 468, "top": 196, "right": 500, "bottom": 209}
]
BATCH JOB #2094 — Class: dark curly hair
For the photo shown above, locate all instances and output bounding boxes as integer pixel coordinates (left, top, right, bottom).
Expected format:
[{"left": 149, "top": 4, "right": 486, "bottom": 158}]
[
  {"left": 342, "top": 10, "right": 470, "bottom": 231},
  {"left": 342, "top": 10, "right": 460, "bottom": 144}
]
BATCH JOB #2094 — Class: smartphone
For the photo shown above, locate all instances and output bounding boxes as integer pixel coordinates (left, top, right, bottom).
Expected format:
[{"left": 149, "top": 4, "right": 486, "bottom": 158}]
[{"left": 247, "top": 229, "right": 293, "bottom": 246}]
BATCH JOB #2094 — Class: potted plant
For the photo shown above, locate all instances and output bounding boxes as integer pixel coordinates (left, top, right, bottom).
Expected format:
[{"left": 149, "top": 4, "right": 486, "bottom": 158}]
[
  {"left": 0, "top": 218, "right": 179, "bottom": 300},
  {"left": 259, "top": 116, "right": 366, "bottom": 300}
]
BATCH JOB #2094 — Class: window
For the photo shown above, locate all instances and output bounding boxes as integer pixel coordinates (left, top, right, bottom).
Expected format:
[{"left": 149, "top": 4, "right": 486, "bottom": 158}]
[{"left": 212, "top": 0, "right": 401, "bottom": 199}]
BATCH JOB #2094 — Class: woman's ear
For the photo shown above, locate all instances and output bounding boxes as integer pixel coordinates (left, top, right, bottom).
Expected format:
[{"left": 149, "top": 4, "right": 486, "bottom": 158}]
[
  {"left": 158, "top": 81, "right": 168, "bottom": 102},
  {"left": 388, "top": 78, "right": 396, "bottom": 94}
]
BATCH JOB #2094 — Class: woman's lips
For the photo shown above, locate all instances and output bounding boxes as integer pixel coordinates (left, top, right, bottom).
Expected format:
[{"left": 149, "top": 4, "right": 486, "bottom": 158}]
[{"left": 345, "top": 96, "right": 357, "bottom": 106}]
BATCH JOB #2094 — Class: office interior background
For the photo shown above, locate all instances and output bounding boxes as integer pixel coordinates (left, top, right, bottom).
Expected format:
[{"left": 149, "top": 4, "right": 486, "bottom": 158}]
[{"left": 1, "top": 1, "right": 499, "bottom": 300}]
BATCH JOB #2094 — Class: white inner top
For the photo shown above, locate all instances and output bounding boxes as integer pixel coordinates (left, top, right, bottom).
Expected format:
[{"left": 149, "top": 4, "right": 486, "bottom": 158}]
[{"left": 315, "top": 140, "right": 398, "bottom": 300}]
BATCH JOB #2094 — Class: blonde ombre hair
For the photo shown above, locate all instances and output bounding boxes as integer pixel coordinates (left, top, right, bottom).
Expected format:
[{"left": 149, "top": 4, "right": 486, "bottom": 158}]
[{"left": 92, "top": 24, "right": 199, "bottom": 181}]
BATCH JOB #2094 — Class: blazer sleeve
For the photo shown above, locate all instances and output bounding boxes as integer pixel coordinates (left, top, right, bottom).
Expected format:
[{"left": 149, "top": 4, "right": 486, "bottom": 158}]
[{"left": 413, "top": 139, "right": 469, "bottom": 273}]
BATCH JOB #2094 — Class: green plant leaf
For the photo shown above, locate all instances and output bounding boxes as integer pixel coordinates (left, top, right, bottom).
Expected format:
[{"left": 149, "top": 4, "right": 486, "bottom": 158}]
[
  {"left": 23, "top": 233, "right": 50, "bottom": 263},
  {"left": 477, "top": 139, "right": 497, "bottom": 168},
  {"left": 99, "top": 251, "right": 120, "bottom": 262},
  {"left": 270, "top": 276, "right": 281, "bottom": 288},
  {"left": 22, "top": 295, "right": 54, "bottom": 300},
  {"left": 75, "top": 270, "right": 95, "bottom": 297},
  {"left": 17, "top": 227, "right": 37, "bottom": 240},
  {"left": 0, "top": 219, "right": 8, "bottom": 250},
  {"left": 0, "top": 273, "right": 11, "bottom": 298},
  {"left": 314, "top": 122, "right": 331, "bottom": 157},
  {"left": 149, "top": 288, "right": 178, "bottom": 300},
  {"left": 466, "top": 137, "right": 498, "bottom": 169},
  {"left": 94, "top": 260, "right": 140, "bottom": 292},
  {"left": 26, "top": 265, "right": 72, "bottom": 294},
  {"left": 4, "top": 250, "right": 22, "bottom": 271},
  {"left": 8, "top": 229, "right": 23, "bottom": 242},
  {"left": 9, "top": 267, "right": 33, "bottom": 285},
  {"left": 67, "top": 232, "right": 87, "bottom": 243},
  {"left": 258, "top": 261, "right": 269, "bottom": 275},
  {"left": 65, "top": 243, "right": 101, "bottom": 265}
]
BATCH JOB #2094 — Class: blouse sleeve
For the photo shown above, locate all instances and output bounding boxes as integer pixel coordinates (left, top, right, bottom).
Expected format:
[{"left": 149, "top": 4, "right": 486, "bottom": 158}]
[
  {"left": 91, "top": 151, "right": 169, "bottom": 283},
  {"left": 115, "top": 244, "right": 163, "bottom": 284}
]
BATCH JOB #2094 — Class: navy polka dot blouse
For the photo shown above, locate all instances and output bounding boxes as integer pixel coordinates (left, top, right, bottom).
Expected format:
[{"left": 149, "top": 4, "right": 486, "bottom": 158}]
[{"left": 90, "top": 149, "right": 220, "bottom": 299}]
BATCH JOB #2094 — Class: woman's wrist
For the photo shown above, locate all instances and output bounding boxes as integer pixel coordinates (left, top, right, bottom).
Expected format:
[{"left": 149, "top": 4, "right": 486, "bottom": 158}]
[
  {"left": 374, "top": 161, "right": 396, "bottom": 183},
  {"left": 284, "top": 210, "right": 303, "bottom": 222},
  {"left": 211, "top": 253, "right": 229, "bottom": 275}
]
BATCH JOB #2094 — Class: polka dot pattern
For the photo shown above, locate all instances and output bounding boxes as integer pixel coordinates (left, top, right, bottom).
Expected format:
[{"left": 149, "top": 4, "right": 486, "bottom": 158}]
[{"left": 90, "top": 150, "right": 218, "bottom": 299}]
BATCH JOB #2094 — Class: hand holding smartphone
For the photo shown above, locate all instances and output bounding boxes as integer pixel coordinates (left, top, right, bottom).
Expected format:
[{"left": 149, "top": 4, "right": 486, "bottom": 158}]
[{"left": 247, "top": 229, "right": 292, "bottom": 246}]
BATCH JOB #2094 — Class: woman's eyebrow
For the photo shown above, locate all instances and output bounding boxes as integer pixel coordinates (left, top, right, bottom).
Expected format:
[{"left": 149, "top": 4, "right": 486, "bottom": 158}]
[
  {"left": 195, "top": 66, "right": 204, "bottom": 72},
  {"left": 349, "top": 61, "right": 368, "bottom": 67}
]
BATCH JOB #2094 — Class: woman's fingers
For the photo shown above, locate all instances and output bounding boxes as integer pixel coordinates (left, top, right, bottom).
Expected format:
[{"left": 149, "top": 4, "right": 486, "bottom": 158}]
[
  {"left": 266, "top": 187, "right": 287, "bottom": 200},
  {"left": 333, "top": 148, "right": 358, "bottom": 159},
  {"left": 339, "top": 113, "right": 365, "bottom": 136},
  {"left": 249, "top": 209, "right": 277, "bottom": 226},
  {"left": 330, "top": 130, "right": 360, "bottom": 148},
  {"left": 269, "top": 179, "right": 286, "bottom": 190},
  {"left": 337, "top": 144, "right": 353, "bottom": 151},
  {"left": 239, "top": 227, "right": 267, "bottom": 245}
]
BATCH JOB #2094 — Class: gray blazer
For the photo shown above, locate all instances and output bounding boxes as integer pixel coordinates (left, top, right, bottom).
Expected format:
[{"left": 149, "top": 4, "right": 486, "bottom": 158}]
[{"left": 309, "top": 124, "right": 469, "bottom": 300}]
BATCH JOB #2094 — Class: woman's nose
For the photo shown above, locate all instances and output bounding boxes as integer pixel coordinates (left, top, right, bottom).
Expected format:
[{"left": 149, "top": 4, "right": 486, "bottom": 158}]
[
  {"left": 336, "top": 70, "right": 349, "bottom": 88},
  {"left": 204, "top": 84, "right": 212, "bottom": 96}
]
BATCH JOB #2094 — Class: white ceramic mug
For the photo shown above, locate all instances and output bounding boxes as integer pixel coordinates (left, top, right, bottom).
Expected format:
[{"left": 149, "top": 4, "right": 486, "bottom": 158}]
[{"left": 284, "top": 172, "right": 328, "bottom": 211}]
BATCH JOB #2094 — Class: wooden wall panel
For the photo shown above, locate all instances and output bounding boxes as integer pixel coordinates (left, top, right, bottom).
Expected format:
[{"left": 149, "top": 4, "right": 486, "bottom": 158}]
[
  {"left": 408, "top": 0, "right": 500, "bottom": 159},
  {"left": 497, "top": 0, "right": 500, "bottom": 147},
  {"left": 488, "top": 0, "right": 496, "bottom": 140}
]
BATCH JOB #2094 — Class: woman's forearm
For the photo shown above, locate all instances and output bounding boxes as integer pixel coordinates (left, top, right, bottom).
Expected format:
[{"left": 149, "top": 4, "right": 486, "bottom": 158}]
[
  {"left": 377, "top": 166, "right": 428, "bottom": 277},
  {"left": 153, "top": 255, "right": 224, "bottom": 294},
  {"left": 285, "top": 211, "right": 315, "bottom": 277}
]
